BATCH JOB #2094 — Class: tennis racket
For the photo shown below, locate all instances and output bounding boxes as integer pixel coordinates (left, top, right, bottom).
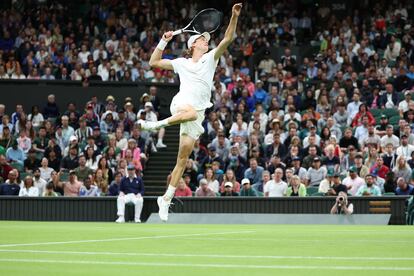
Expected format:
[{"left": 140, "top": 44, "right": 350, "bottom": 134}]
[{"left": 172, "top": 8, "right": 223, "bottom": 36}]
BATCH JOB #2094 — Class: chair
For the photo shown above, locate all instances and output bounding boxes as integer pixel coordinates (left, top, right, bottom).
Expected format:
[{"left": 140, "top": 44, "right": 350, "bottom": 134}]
[
  {"left": 383, "top": 192, "right": 396, "bottom": 196},
  {"left": 19, "top": 172, "right": 33, "bottom": 179},
  {"left": 311, "top": 192, "right": 325, "bottom": 196},
  {"left": 389, "top": 115, "right": 400, "bottom": 126},
  {"left": 306, "top": 186, "right": 318, "bottom": 196},
  {"left": 10, "top": 162, "right": 24, "bottom": 172},
  {"left": 370, "top": 109, "right": 381, "bottom": 118},
  {"left": 59, "top": 172, "right": 70, "bottom": 182},
  {"left": 382, "top": 109, "right": 399, "bottom": 118}
]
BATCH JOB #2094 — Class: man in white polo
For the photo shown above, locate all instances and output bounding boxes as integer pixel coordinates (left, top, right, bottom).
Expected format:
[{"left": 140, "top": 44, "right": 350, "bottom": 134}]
[{"left": 264, "top": 168, "right": 287, "bottom": 197}]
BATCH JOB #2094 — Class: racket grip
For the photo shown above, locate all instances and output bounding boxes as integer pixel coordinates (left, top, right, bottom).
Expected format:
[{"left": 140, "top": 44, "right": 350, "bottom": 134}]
[{"left": 172, "top": 30, "right": 183, "bottom": 36}]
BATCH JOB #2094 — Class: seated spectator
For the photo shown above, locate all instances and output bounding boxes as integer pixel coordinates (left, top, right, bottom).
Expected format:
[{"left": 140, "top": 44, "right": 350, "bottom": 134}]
[
  {"left": 285, "top": 175, "right": 307, "bottom": 196},
  {"left": 115, "top": 165, "right": 144, "bottom": 223},
  {"left": 220, "top": 182, "right": 239, "bottom": 197},
  {"left": 39, "top": 157, "right": 54, "bottom": 182},
  {"left": 175, "top": 178, "right": 192, "bottom": 197},
  {"left": 56, "top": 170, "right": 82, "bottom": 197},
  {"left": 306, "top": 157, "right": 327, "bottom": 187},
  {"left": 342, "top": 166, "right": 366, "bottom": 196},
  {"left": 239, "top": 178, "right": 258, "bottom": 196},
  {"left": 393, "top": 156, "right": 412, "bottom": 183},
  {"left": 0, "top": 170, "right": 20, "bottom": 195},
  {"left": 318, "top": 167, "right": 335, "bottom": 194},
  {"left": 264, "top": 168, "right": 287, "bottom": 197},
  {"left": 252, "top": 170, "right": 270, "bottom": 193},
  {"left": 60, "top": 146, "right": 79, "bottom": 171},
  {"left": 18, "top": 176, "right": 39, "bottom": 197},
  {"left": 219, "top": 168, "right": 240, "bottom": 193},
  {"left": 244, "top": 158, "right": 264, "bottom": 186},
  {"left": 108, "top": 172, "right": 123, "bottom": 196},
  {"left": 204, "top": 167, "right": 219, "bottom": 194},
  {"left": 42, "top": 182, "right": 59, "bottom": 197},
  {"left": 74, "top": 155, "right": 93, "bottom": 182},
  {"left": 195, "top": 178, "right": 216, "bottom": 197},
  {"left": 24, "top": 149, "right": 41, "bottom": 173},
  {"left": 369, "top": 156, "right": 389, "bottom": 179},
  {"left": 356, "top": 174, "right": 382, "bottom": 196},
  {"left": 79, "top": 174, "right": 99, "bottom": 197},
  {"left": 5, "top": 142, "right": 25, "bottom": 165},
  {"left": 395, "top": 177, "right": 414, "bottom": 196},
  {"left": 33, "top": 168, "right": 47, "bottom": 196}
]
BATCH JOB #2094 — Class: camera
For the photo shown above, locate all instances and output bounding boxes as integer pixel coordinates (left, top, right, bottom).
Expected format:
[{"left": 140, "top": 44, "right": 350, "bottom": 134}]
[{"left": 338, "top": 196, "right": 344, "bottom": 207}]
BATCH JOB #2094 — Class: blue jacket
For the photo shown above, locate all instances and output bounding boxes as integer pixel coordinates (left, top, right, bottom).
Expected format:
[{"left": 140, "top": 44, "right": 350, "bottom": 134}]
[{"left": 120, "top": 176, "right": 144, "bottom": 195}]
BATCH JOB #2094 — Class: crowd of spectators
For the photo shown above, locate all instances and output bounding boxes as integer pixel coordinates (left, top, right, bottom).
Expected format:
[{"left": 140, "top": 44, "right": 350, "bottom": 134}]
[{"left": 0, "top": 1, "right": 414, "bottom": 198}]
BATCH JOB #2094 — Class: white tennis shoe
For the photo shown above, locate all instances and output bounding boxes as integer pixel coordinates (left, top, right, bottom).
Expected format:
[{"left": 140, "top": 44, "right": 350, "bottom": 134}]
[
  {"left": 157, "top": 196, "right": 171, "bottom": 222},
  {"left": 137, "top": 119, "right": 159, "bottom": 131},
  {"left": 115, "top": 216, "right": 125, "bottom": 223}
]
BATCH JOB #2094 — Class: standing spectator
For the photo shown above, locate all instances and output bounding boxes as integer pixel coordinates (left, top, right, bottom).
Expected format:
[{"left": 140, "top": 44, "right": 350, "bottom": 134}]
[
  {"left": 42, "top": 94, "right": 60, "bottom": 121},
  {"left": 264, "top": 168, "right": 287, "bottom": 197},
  {"left": 115, "top": 165, "right": 144, "bottom": 223}
]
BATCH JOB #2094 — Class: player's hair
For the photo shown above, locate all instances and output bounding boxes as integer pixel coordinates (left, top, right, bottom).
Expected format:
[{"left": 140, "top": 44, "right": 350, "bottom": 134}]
[{"left": 184, "top": 46, "right": 194, "bottom": 57}]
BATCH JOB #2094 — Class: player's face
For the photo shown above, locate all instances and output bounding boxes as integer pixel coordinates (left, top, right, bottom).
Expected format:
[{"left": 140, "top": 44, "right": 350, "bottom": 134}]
[{"left": 194, "top": 36, "right": 209, "bottom": 53}]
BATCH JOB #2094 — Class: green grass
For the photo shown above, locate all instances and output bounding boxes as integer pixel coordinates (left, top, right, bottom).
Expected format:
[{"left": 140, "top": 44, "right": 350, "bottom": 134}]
[{"left": 0, "top": 221, "right": 413, "bottom": 276}]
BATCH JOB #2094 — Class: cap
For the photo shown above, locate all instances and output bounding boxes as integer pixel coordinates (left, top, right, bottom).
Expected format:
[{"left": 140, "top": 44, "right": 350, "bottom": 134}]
[
  {"left": 199, "top": 178, "right": 208, "bottom": 185},
  {"left": 144, "top": 102, "right": 153, "bottom": 108},
  {"left": 87, "top": 103, "right": 93, "bottom": 109},
  {"left": 401, "top": 134, "right": 408, "bottom": 138},
  {"left": 236, "top": 77, "right": 243, "bottom": 82},
  {"left": 241, "top": 178, "right": 250, "bottom": 185},
  {"left": 127, "top": 164, "right": 135, "bottom": 170},
  {"left": 313, "top": 157, "right": 321, "bottom": 162},
  {"left": 125, "top": 102, "right": 133, "bottom": 106},
  {"left": 349, "top": 166, "right": 357, "bottom": 172},
  {"left": 69, "top": 135, "right": 78, "bottom": 142},
  {"left": 208, "top": 146, "right": 216, "bottom": 151},
  {"left": 272, "top": 118, "right": 280, "bottom": 124},
  {"left": 93, "top": 126, "right": 100, "bottom": 131},
  {"left": 381, "top": 114, "right": 388, "bottom": 119},
  {"left": 118, "top": 108, "right": 125, "bottom": 113},
  {"left": 355, "top": 154, "right": 363, "bottom": 159},
  {"left": 106, "top": 95, "right": 115, "bottom": 102},
  {"left": 224, "top": 182, "right": 233, "bottom": 188},
  {"left": 405, "top": 90, "right": 411, "bottom": 96},
  {"left": 187, "top": 32, "right": 211, "bottom": 49},
  {"left": 69, "top": 170, "right": 76, "bottom": 175},
  {"left": 330, "top": 135, "right": 337, "bottom": 141},
  {"left": 333, "top": 172, "right": 340, "bottom": 177},
  {"left": 327, "top": 167, "right": 334, "bottom": 177},
  {"left": 128, "top": 138, "right": 136, "bottom": 143},
  {"left": 292, "top": 156, "right": 301, "bottom": 161},
  {"left": 125, "top": 97, "right": 132, "bottom": 102},
  {"left": 140, "top": 93, "right": 150, "bottom": 101}
]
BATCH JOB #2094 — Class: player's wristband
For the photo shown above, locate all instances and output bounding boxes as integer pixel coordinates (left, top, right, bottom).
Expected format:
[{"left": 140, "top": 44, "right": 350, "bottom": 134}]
[{"left": 157, "top": 39, "right": 168, "bottom": 51}]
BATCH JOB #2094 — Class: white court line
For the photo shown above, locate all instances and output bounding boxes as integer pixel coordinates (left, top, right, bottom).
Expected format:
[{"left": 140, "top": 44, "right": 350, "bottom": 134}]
[
  {"left": 0, "top": 258, "right": 413, "bottom": 271},
  {"left": 0, "top": 249, "right": 413, "bottom": 261},
  {"left": 186, "top": 237, "right": 414, "bottom": 244},
  {"left": 0, "top": 230, "right": 254, "bottom": 248}
]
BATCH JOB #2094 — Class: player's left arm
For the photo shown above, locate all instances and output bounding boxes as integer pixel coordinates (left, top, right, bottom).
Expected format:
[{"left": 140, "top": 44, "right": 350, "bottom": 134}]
[{"left": 214, "top": 3, "right": 242, "bottom": 61}]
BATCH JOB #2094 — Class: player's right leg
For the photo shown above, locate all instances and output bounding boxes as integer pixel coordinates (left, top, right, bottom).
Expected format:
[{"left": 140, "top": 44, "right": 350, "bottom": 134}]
[{"left": 157, "top": 133, "right": 195, "bottom": 221}]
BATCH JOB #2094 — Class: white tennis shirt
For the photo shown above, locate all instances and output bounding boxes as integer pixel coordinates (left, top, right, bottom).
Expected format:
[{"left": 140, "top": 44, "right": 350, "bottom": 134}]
[{"left": 170, "top": 48, "right": 218, "bottom": 111}]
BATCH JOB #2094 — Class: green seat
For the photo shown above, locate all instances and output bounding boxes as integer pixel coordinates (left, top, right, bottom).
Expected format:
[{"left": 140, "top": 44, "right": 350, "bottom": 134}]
[
  {"left": 257, "top": 191, "right": 264, "bottom": 197},
  {"left": 19, "top": 172, "right": 33, "bottom": 179},
  {"left": 311, "top": 192, "right": 325, "bottom": 196},
  {"left": 306, "top": 186, "right": 318, "bottom": 196},
  {"left": 370, "top": 109, "right": 381, "bottom": 118},
  {"left": 382, "top": 109, "right": 399, "bottom": 118},
  {"left": 383, "top": 192, "right": 396, "bottom": 196},
  {"left": 389, "top": 115, "right": 400, "bottom": 126},
  {"left": 10, "top": 162, "right": 24, "bottom": 172}
]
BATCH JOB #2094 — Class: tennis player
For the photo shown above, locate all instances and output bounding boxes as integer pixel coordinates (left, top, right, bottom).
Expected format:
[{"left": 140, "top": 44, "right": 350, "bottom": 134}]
[{"left": 141, "top": 3, "right": 242, "bottom": 221}]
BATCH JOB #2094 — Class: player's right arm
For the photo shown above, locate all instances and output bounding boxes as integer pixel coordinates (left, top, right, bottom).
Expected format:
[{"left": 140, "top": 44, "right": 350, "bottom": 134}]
[{"left": 149, "top": 31, "right": 174, "bottom": 70}]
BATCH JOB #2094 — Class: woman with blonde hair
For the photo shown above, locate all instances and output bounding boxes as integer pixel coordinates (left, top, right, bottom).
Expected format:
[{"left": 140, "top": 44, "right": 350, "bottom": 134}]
[
  {"left": 219, "top": 168, "right": 240, "bottom": 193},
  {"left": 285, "top": 175, "right": 307, "bottom": 197},
  {"left": 18, "top": 176, "right": 39, "bottom": 197},
  {"left": 94, "top": 169, "right": 108, "bottom": 196},
  {"left": 392, "top": 156, "right": 412, "bottom": 183}
]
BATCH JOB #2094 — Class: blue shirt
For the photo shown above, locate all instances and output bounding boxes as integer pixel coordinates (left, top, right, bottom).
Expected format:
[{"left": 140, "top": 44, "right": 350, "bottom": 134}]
[
  {"left": 108, "top": 182, "right": 121, "bottom": 196},
  {"left": 120, "top": 176, "right": 145, "bottom": 195},
  {"left": 6, "top": 148, "right": 25, "bottom": 164},
  {"left": 244, "top": 166, "right": 264, "bottom": 185},
  {"left": 0, "top": 183, "right": 20, "bottom": 195},
  {"left": 396, "top": 184, "right": 414, "bottom": 196}
]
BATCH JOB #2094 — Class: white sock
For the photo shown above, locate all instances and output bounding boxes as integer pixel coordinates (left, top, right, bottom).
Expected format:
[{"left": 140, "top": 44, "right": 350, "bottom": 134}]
[
  {"left": 157, "top": 119, "right": 169, "bottom": 128},
  {"left": 163, "top": 185, "right": 176, "bottom": 202}
]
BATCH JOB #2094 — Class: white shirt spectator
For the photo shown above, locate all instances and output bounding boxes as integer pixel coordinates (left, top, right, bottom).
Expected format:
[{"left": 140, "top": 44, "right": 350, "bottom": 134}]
[
  {"left": 342, "top": 176, "right": 365, "bottom": 196},
  {"left": 380, "top": 134, "right": 400, "bottom": 149},
  {"left": 396, "top": 144, "right": 414, "bottom": 160},
  {"left": 33, "top": 177, "right": 47, "bottom": 196},
  {"left": 346, "top": 101, "right": 361, "bottom": 121},
  {"left": 28, "top": 113, "right": 44, "bottom": 128},
  {"left": 39, "top": 167, "right": 54, "bottom": 182},
  {"left": 354, "top": 125, "right": 369, "bottom": 145},
  {"left": 19, "top": 186, "right": 39, "bottom": 197},
  {"left": 207, "top": 179, "right": 220, "bottom": 193},
  {"left": 264, "top": 179, "right": 287, "bottom": 197}
]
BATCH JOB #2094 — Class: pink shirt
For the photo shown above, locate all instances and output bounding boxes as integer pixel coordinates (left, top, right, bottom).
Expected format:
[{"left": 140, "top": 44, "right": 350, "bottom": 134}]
[
  {"left": 175, "top": 186, "right": 192, "bottom": 197},
  {"left": 64, "top": 180, "right": 82, "bottom": 196}
]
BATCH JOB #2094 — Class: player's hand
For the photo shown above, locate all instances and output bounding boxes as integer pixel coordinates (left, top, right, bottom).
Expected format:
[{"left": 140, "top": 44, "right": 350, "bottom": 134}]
[
  {"left": 232, "top": 3, "right": 242, "bottom": 17},
  {"left": 162, "top": 31, "right": 174, "bottom": 42}
]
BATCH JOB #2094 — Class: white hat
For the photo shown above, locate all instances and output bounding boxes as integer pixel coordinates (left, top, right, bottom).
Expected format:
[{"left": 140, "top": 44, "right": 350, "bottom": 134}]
[
  {"left": 144, "top": 102, "right": 153, "bottom": 108},
  {"left": 187, "top": 32, "right": 210, "bottom": 49},
  {"left": 241, "top": 178, "right": 250, "bottom": 185},
  {"left": 224, "top": 182, "right": 233, "bottom": 188},
  {"left": 69, "top": 135, "right": 78, "bottom": 142}
]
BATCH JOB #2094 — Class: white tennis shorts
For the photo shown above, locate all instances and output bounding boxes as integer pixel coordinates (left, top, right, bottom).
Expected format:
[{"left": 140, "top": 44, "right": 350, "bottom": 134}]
[{"left": 170, "top": 97, "right": 205, "bottom": 140}]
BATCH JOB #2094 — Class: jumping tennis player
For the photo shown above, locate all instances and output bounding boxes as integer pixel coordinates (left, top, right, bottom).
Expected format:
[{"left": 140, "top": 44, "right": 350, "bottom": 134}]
[{"left": 139, "top": 3, "right": 242, "bottom": 221}]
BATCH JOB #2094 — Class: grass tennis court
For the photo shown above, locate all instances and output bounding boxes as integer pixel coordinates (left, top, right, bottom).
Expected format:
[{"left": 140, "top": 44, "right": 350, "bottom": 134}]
[{"left": 0, "top": 221, "right": 413, "bottom": 276}]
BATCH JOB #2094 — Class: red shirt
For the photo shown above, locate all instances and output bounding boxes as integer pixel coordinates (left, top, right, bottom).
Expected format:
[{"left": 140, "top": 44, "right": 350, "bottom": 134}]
[
  {"left": 175, "top": 186, "right": 192, "bottom": 197},
  {"left": 369, "top": 164, "right": 389, "bottom": 179}
]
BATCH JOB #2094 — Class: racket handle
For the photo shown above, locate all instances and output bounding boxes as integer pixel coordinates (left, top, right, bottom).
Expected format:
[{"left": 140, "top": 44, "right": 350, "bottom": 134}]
[{"left": 172, "top": 29, "right": 183, "bottom": 36}]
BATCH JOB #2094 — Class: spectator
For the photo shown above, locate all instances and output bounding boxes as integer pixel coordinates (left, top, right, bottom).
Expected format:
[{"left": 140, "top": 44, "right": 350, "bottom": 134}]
[
  {"left": 108, "top": 172, "right": 123, "bottom": 196},
  {"left": 74, "top": 155, "right": 93, "bottom": 182},
  {"left": 356, "top": 174, "right": 382, "bottom": 196},
  {"left": 39, "top": 157, "right": 54, "bottom": 182},
  {"left": 43, "top": 182, "right": 59, "bottom": 197},
  {"left": 395, "top": 177, "right": 414, "bottom": 196},
  {"left": 264, "top": 168, "right": 287, "bottom": 197},
  {"left": 285, "top": 175, "right": 307, "bottom": 197},
  {"left": 306, "top": 157, "right": 327, "bottom": 187},
  {"left": 0, "top": 170, "right": 20, "bottom": 195},
  {"left": 5, "top": 143, "right": 25, "bottom": 165},
  {"left": 42, "top": 94, "right": 59, "bottom": 121},
  {"left": 244, "top": 158, "right": 264, "bottom": 186},
  {"left": 115, "top": 165, "right": 144, "bottom": 223},
  {"left": 330, "top": 192, "right": 354, "bottom": 215},
  {"left": 239, "top": 178, "right": 258, "bottom": 197},
  {"left": 220, "top": 182, "right": 239, "bottom": 197},
  {"left": 392, "top": 156, "right": 412, "bottom": 183},
  {"left": 195, "top": 178, "right": 216, "bottom": 197},
  {"left": 175, "top": 178, "right": 192, "bottom": 197},
  {"left": 343, "top": 166, "right": 366, "bottom": 196},
  {"left": 79, "top": 174, "right": 99, "bottom": 197},
  {"left": 18, "top": 176, "right": 39, "bottom": 197},
  {"left": 33, "top": 168, "right": 47, "bottom": 196}
]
